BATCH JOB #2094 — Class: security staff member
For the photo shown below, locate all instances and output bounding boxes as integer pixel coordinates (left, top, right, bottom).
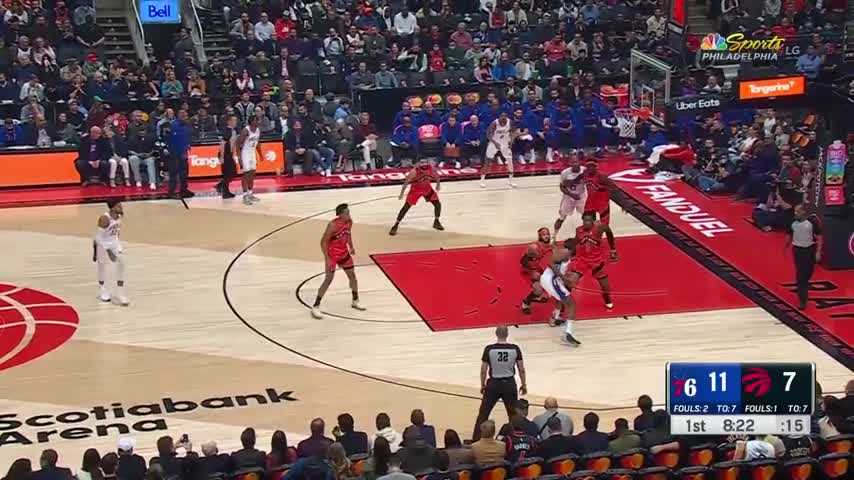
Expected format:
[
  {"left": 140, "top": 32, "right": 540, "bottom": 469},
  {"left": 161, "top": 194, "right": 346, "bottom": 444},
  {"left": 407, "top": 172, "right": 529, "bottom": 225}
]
[
  {"left": 472, "top": 325, "right": 527, "bottom": 441},
  {"left": 785, "top": 204, "right": 823, "bottom": 310}
]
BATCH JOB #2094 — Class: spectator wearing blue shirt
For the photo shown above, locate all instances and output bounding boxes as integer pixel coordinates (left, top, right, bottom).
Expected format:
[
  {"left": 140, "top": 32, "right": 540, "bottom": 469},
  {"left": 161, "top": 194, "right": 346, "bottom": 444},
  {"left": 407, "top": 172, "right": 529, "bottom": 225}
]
[
  {"left": 281, "top": 443, "right": 334, "bottom": 480},
  {"left": 0, "top": 118, "right": 24, "bottom": 146},
  {"left": 0, "top": 74, "right": 17, "bottom": 102},
  {"left": 87, "top": 71, "right": 113, "bottom": 101},
  {"left": 538, "top": 117, "right": 560, "bottom": 162},
  {"left": 523, "top": 103, "right": 546, "bottom": 135},
  {"left": 461, "top": 115, "right": 487, "bottom": 165},
  {"left": 390, "top": 115, "right": 419, "bottom": 166},
  {"left": 393, "top": 101, "right": 414, "bottom": 129},
  {"left": 796, "top": 46, "right": 823, "bottom": 79},
  {"left": 580, "top": 0, "right": 600, "bottom": 25},
  {"left": 460, "top": 97, "right": 481, "bottom": 123},
  {"left": 551, "top": 102, "right": 574, "bottom": 149},
  {"left": 492, "top": 53, "right": 517, "bottom": 81},
  {"left": 417, "top": 102, "right": 442, "bottom": 128},
  {"left": 168, "top": 109, "right": 194, "bottom": 198},
  {"left": 479, "top": 100, "right": 503, "bottom": 129},
  {"left": 439, "top": 115, "right": 463, "bottom": 168},
  {"left": 334, "top": 98, "right": 354, "bottom": 123}
]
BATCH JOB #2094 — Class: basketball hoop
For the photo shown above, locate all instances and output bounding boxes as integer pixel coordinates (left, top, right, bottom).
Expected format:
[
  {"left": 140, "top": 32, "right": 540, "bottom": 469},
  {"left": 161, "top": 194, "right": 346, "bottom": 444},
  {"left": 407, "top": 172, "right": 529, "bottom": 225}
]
[{"left": 614, "top": 108, "right": 643, "bottom": 140}]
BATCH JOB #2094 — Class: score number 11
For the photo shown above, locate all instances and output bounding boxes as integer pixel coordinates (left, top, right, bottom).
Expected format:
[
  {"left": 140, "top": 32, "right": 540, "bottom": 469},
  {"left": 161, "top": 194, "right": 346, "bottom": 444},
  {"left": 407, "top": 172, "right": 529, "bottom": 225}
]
[{"left": 676, "top": 372, "right": 728, "bottom": 397}]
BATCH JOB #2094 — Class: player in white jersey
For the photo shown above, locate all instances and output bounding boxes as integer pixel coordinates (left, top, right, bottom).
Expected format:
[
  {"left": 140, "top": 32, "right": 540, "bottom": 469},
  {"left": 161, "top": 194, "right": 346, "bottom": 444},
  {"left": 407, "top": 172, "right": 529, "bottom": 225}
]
[
  {"left": 481, "top": 112, "right": 516, "bottom": 188},
  {"left": 237, "top": 115, "right": 263, "bottom": 205},
  {"left": 93, "top": 199, "right": 129, "bottom": 306},
  {"left": 554, "top": 156, "right": 587, "bottom": 238},
  {"left": 540, "top": 238, "right": 580, "bottom": 346}
]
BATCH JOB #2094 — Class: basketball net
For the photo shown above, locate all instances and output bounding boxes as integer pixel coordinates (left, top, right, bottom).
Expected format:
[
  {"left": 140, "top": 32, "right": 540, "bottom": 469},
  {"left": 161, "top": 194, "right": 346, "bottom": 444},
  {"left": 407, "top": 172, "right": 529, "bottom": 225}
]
[{"left": 613, "top": 107, "right": 650, "bottom": 140}]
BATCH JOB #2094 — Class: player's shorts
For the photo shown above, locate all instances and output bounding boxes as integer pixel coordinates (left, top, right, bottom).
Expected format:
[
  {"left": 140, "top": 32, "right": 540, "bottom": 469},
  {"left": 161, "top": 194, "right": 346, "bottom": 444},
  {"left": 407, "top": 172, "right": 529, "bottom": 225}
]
[
  {"left": 241, "top": 152, "right": 257, "bottom": 171},
  {"left": 485, "top": 142, "right": 512, "bottom": 161},
  {"left": 572, "top": 257, "right": 608, "bottom": 279},
  {"left": 540, "top": 267, "right": 571, "bottom": 301},
  {"left": 326, "top": 251, "right": 354, "bottom": 272},
  {"left": 559, "top": 193, "right": 588, "bottom": 220},
  {"left": 583, "top": 206, "right": 611, "bottom": 225},
  {"left": 406, "top": 187, "right": 439, "bottom": 206}
]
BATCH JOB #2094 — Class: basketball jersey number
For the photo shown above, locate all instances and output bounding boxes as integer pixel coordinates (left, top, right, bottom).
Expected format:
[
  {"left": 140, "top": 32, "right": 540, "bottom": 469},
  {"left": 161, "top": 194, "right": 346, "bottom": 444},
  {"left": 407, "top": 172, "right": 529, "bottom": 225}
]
[{"left": 497, "top": 351, "right": 509, "bottom": 362}]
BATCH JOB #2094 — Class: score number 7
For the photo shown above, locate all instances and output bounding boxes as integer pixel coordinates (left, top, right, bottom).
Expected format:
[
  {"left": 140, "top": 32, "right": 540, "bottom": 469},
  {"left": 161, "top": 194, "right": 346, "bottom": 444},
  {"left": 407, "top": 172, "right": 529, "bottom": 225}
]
[{"left": 784, "top": 371, "right": 796, "bottom": 391}]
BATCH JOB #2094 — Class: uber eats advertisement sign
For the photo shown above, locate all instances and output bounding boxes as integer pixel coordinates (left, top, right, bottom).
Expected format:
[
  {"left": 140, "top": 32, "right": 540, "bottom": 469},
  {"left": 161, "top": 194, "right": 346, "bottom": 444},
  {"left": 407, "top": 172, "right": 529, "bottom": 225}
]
[
  {"left": 140, "top": 0, "right": 181, "bottom": 23},
  {"left": 667, "top": 94, "right": 727, "bottom": 116}
]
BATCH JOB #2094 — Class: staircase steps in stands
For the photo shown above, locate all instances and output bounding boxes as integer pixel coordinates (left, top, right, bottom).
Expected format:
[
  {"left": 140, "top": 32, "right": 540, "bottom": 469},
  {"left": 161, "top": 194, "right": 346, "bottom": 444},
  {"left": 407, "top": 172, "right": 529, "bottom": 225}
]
[
  {"left": 196, "top": 8, "right": 233, "bottom": 58},
  {"left": 97, "top": 10, "right": 138, "bottom": 61}
]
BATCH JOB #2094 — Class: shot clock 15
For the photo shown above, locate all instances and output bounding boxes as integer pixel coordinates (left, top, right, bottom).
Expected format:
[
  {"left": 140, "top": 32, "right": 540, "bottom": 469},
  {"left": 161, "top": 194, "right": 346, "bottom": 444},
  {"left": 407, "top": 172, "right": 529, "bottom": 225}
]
[{"left": 666, "top": 363, "right": 815, "bottom": 436}]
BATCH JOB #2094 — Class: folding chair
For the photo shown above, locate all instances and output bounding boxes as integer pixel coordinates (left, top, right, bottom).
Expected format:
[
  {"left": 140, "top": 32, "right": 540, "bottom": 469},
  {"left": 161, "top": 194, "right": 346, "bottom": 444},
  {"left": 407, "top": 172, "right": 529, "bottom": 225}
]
[
  {"left": 615, "top": 448, "right": 647, "bottom": 470},
  {"left": 479, "top": 463, "right": 510, "bottom": 480},
  {"left": 583, "top": 451, "right": 613, "bottom": 473},
  {"left": 349, "top": 453, "right": 370, "bottom": 475},
  {"left": 710, "top": 460, "right": 745, "bottom": 480},
  {"left": 233, "top": 467, "right": 264, "bottom": 480},
  {"left": 782, "top": 456, "right": 818, "bottom": 480},
  {"left": 746, "top": 458, "right": 778, "bottom": 480},
  {"left": 676, "top": 466, "right": 710, "bottom": 480},
  {"left": 818, "top": 452, "right": 851, "bottom": 479},
  {"left": 546, "top": 454, "right": 578, "bottom": 475},
  {"left": 637, "top": 466, "right": 672, "bottom": 480},
  {"left": 822, "top": 434, "right": 854, "bottom": 454},
  {"left": 603, "top": 468, "right": 638, "bottom": 480},
  {"left": 688, "top": 444, "right": 717, "bottom": 467},
  {"left": 511, "top": 457, "right": 543, "bottom": 480},
  {"left": 450, "top": 464, "right": 475, "bottom": 480},
  {"left": 569, "top": 470, "right": 601, "bottom": 480},
  {"left": 653, "top": 450, "right": 680, "bottom": 469}
]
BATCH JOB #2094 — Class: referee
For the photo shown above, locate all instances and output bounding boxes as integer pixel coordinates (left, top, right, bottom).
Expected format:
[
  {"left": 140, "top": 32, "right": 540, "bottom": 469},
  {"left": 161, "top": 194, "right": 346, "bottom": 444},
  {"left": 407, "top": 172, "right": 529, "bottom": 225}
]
[
  {"left": 472, "top": 325, "right": 527, "bottom": 441},
  {"left": 785, "top": 204, "right": 823, "bottom": 310}
]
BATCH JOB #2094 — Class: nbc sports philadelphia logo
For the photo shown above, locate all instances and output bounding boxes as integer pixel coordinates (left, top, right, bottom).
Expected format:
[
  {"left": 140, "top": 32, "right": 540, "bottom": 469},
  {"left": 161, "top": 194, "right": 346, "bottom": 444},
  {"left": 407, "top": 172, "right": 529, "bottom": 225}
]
[{"left": 697, "top": 33, "right": 784, "bottom": 62}]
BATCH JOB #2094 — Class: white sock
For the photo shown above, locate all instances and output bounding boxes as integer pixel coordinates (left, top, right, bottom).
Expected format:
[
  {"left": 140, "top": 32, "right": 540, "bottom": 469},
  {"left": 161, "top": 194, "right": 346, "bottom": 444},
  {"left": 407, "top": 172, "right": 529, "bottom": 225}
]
[
  {"left": 564, "top": 319, "right": 574, "bottom": 335},
  {"left": 552, "top": 307, "right": 561, "bottom": 319}
]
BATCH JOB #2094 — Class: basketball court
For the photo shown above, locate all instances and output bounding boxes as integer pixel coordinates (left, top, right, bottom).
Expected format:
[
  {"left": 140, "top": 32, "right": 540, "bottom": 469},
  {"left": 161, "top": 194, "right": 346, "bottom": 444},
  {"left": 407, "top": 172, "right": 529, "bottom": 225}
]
[{"left": 0, "top": 165, "right": 851, "bottom": 465}]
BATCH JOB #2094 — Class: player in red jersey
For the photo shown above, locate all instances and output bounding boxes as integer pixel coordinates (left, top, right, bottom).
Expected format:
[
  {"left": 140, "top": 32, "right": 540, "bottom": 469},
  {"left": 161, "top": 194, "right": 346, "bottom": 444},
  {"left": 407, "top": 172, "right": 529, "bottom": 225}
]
[
  {"left": 519, "top": 227, "right": 553, "bottom": 314},
  {"left": 312, "top": 203, "right": 367, "bottom": 319},
  {"left": 572, "top": 212, "right": 613, "bottom": 309},
  {"left": 583, "top": 160, "right": 618, "bottom": 261},
  {"left": 389, "top": 158, "right": 444, "bottom": 236}
]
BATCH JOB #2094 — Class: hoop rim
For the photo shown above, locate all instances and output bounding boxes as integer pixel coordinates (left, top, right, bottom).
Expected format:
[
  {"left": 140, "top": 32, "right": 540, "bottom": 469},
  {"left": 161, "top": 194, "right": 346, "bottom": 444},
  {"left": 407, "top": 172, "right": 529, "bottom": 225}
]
[{"left": 614, "top": 107, "right": 651, "bottom": 120}]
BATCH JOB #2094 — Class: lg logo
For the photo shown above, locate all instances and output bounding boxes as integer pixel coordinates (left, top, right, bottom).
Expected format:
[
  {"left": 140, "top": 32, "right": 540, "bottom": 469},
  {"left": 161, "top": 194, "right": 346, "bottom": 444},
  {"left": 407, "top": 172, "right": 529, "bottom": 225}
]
[
  {"left": 608, "top": 169, "right": 661, "bottom": 184},
  {"left": 0, "top": 284, "right": 78, "bottom": 371},
  {"left": 848, "top": 233, "right": 854, "bottom": 256}
]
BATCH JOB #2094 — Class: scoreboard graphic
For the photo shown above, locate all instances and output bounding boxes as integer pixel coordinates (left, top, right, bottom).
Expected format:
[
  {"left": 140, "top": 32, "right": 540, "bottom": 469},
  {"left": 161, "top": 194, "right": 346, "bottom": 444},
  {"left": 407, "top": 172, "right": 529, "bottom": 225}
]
[{"left": 667, "top": 363, "right": 815, "bottom": 435}]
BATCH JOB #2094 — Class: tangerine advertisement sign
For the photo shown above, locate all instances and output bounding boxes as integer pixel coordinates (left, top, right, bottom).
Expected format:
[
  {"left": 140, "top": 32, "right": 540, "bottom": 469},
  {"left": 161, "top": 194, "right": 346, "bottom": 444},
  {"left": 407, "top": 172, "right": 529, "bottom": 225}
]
[
  {"left": 0, "top": 141, "right": 284, "bottom": 188},
  {"left": 698, "top": 33, "right": 785, "bottom": 62},
  {"left": 738, "top": 76, "right": 806, "bottom": 100}
]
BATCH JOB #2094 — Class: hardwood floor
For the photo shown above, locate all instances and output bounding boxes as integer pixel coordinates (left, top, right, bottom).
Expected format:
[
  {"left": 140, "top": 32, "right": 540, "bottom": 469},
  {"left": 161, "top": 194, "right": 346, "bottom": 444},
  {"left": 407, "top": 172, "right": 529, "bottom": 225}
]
[{"left": 0, "top": 176, "right": 848, "bottom": 467}]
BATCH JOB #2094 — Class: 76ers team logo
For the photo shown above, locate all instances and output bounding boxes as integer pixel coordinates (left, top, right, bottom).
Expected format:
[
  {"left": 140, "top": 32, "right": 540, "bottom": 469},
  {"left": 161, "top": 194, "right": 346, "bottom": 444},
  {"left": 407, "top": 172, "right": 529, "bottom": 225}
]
[{"left": 0, "top": 284, "right": 78, "bottom": 371}]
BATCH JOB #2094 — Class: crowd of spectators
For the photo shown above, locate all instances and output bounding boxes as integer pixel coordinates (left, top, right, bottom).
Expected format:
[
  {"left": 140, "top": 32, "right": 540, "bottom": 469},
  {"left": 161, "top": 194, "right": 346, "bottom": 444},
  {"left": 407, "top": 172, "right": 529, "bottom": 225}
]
[
  {"left": 0, "top": 0, "right": 848, "bottom": 186},
  {"left": 3, "top": 381, "right": 853, "bottom": 480}
]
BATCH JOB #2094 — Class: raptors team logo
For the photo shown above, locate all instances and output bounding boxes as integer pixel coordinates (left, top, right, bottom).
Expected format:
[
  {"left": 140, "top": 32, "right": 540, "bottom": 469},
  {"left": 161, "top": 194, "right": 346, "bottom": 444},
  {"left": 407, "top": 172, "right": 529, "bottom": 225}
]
[{"left": 0, "top": 284, "right": 78, "bottom": 371}]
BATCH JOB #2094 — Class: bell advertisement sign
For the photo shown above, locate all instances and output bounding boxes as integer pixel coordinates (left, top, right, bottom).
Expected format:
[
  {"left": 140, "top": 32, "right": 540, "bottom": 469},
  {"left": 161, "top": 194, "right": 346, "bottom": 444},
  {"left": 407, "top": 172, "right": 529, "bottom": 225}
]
[{"left": 140, "top": 0, "right": 181, "bottom": 24}]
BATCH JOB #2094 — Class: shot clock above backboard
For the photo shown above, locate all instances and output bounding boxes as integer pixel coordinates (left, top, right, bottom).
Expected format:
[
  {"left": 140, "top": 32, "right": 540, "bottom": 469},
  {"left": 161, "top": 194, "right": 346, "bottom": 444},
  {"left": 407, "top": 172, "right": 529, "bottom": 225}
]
[{"left": 667, "top": 363, "right": 815, "bottom": 435}]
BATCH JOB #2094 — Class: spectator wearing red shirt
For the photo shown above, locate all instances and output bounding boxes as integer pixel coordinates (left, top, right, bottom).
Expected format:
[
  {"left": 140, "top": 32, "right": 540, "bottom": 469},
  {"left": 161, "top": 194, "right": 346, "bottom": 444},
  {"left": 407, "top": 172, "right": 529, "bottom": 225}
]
[
  {"left": 449, "top": 22, "right": 473, "bottom": 50},
  {"left": 429, "top": 44, "right": 445, "bottom": 72},
  {"left": 275, "top": 11, "right": 296, "bottom": 41},
  {"left": 771, "top": 17, "right": 797, "bottom": 39},
  {"left": 543, "top": 35, "right": 567, "bottom": 63}
]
